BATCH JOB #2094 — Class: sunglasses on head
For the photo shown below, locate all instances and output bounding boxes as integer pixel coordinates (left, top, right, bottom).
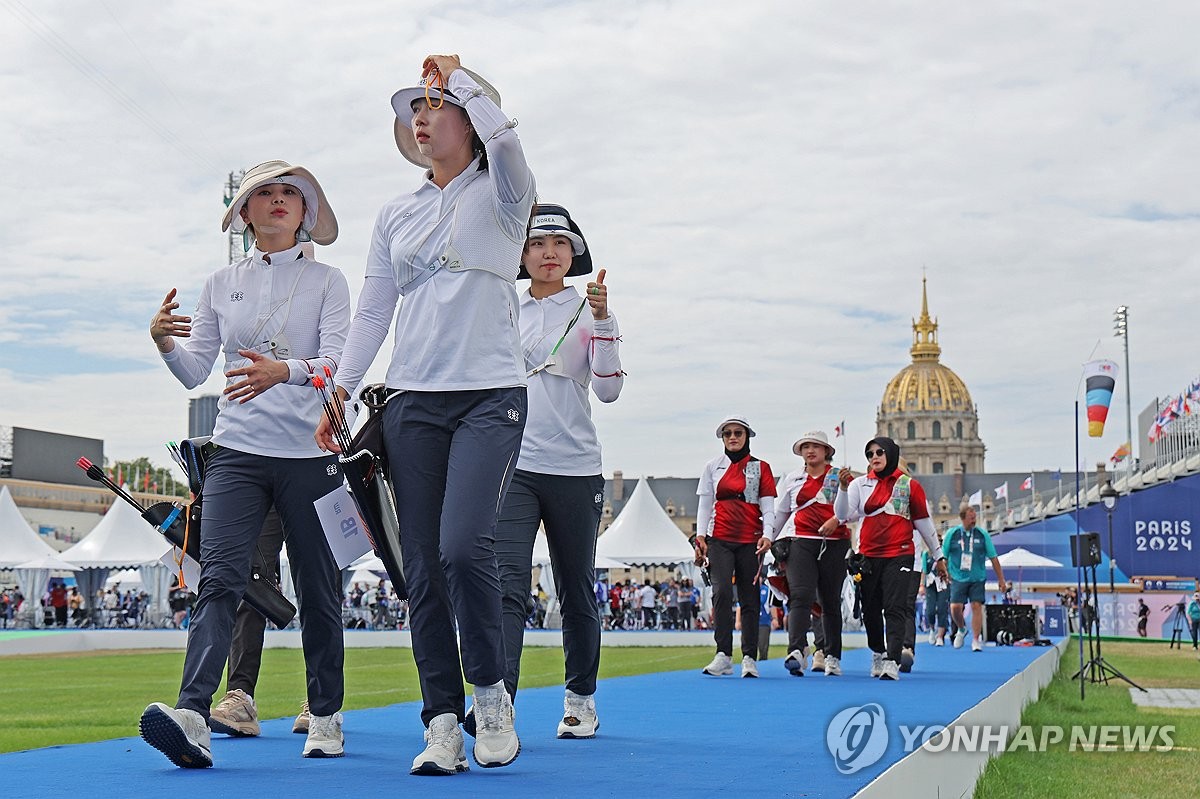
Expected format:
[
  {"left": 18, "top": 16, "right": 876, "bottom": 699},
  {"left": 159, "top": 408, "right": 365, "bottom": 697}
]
[{"left": 866, "top": 448, "right": 886, "bottom": 457}]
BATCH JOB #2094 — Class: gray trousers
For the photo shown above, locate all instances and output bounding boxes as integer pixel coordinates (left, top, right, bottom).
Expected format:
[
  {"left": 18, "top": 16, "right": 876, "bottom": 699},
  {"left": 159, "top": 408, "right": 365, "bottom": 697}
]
[
  {"left": 226, "top": 509, "right": 285, "bottom": 696},
  {"left": 177, "top": 448, "right": 345, "bottom": 717},
  {"left": 495, "top": 469, "right": 604, "bottom": 699},
  {"left": 382, "top": 388, "right": 526, "bottom": 726}
]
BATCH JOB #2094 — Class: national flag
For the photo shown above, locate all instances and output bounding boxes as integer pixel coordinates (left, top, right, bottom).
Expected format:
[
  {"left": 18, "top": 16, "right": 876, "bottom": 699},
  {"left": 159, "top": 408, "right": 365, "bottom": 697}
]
[
  {"left": 994, "top": 482, "right": 1008, "bottom": 500},
  {"left": 1109, "top": 443, "right": 1131, "bottom": 464},
  {"left": 834, "top": 421, "right": 845, "bottom": 438},
  {"left": 968, "top": 489, "right": 982, "bottom": 507},
  {"left": 1021, "top": 475, "right": 1032, "bottom": 491}
]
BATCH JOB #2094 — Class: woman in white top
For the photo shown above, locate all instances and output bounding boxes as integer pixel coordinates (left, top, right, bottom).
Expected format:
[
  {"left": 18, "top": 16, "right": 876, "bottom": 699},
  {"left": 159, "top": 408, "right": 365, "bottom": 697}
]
[
  {"left": 142, "top": 160, "right": 350, "bottom": 767},
  {"left": 316, "top": 54, "right": 534, "bottom": 776},
  {"left": 488, "top": 205, "right": 623, "bottom": 741}
]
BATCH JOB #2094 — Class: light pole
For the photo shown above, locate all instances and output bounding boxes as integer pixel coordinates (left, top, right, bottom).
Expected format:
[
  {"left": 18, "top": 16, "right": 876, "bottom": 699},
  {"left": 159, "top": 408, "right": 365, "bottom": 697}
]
[
  {"left": 1113, "top": 306, "right": 1132, "bottom": 477},
  {"left": 1100, "top": 482, "right": 1119, "bottom": 594}
]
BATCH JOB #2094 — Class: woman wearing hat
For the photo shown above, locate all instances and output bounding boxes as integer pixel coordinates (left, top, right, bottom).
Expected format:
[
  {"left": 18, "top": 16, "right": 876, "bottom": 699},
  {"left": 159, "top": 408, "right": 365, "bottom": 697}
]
[
  {"left": 834, "top": 437, "right": 947, "bottom": 680},
  {"left": 143, "top": 160, "right": 350, "bottom": 767},
  {"left": 694, "top": 417, "right": 777, "bottom": 678},
  {"left": 481, "top": 203, "right": 623, "bottom": 740},
  {"left": 766, "top": 431, "right": 850, "bottom": 677},
  {"left": 317, "top": 54, "right": 534, "bottom": 775}
]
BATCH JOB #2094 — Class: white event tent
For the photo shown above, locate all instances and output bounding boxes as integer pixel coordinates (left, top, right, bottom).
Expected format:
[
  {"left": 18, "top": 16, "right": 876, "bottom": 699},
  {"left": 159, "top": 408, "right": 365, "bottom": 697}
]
[
  {"left": 0, "top": 486, "right": 73, "bottom": 626},
  {"left": 59, "top": 493, "right": 175, "bottom": 620},
  {"left": 595, "top": 477, "right": 695, "bottom": 567}
]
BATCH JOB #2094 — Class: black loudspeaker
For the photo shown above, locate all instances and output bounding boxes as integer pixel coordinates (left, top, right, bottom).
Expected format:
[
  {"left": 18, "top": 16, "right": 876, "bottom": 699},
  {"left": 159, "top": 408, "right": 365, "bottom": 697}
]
[
  {"left": 1070, "top": 532, "right": 1102, "bottom": 568},
  {"left": 985, "top": 604, "right": 1039, "bottom": 643}
]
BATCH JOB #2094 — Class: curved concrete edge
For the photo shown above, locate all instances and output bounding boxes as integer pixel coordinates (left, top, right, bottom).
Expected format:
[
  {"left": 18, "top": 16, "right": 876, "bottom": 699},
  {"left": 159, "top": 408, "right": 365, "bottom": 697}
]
[{"left": 855, "top": 637, "right": 1070, "bottom": 799}]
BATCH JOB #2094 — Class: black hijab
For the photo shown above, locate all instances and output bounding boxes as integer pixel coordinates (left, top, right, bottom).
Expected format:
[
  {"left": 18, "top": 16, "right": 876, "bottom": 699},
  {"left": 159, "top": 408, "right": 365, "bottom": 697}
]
[{"left": 865, "top": 436, "right": 900, "bottom": 478}]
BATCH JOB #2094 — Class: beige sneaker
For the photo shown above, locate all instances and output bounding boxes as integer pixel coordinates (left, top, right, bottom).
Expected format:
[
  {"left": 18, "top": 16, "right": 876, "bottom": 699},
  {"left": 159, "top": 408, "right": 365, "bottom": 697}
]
[
  {"left": 292, "top": 700, "right": 311, "bottom": 734},
  {"left": 208, "top": 689, "right": 260, "bottom": 737}
]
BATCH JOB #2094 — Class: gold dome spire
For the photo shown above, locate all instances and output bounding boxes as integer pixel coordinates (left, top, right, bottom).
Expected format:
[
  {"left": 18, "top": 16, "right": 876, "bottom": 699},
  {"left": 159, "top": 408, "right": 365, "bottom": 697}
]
[{"left": 911, "top": 275, "right": 941, "bottom": 362}]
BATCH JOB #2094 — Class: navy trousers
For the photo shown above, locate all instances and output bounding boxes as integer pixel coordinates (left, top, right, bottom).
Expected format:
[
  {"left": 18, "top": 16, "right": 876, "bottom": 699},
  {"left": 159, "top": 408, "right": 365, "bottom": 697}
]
[{"left": 382, "top": 388, "right": 526, "bottom": 726}]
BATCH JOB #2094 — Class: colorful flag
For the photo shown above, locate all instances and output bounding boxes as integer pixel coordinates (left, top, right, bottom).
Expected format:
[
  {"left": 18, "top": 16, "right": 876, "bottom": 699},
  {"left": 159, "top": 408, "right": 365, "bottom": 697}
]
[
  {"left": 968, "top": 489, "right": 982, "bottom": 507},
  {"left": 834, "top": 421, "right": 844, "bottom": 438},
  {"left": 1021, "top": 475, "right": 1032, "bottom": 491},
  {"left": 1083, "top": 359, "right": 1119, "bottom": 437},
  {"left": 994, "top": 482, "right": 1008, "bottom": 500},
  {"left": 1109, "top": 442, "right": 1131, "bottom": 464}
]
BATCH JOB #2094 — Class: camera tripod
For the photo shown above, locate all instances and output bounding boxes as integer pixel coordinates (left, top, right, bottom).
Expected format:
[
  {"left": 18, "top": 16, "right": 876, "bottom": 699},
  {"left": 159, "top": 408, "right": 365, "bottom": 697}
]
[
  {"left": 1166, "top": 601, "right": 1187, "bottom": 650},
  {"left": 1071, "top": 563, "right": 1145, "bottom": 692}
]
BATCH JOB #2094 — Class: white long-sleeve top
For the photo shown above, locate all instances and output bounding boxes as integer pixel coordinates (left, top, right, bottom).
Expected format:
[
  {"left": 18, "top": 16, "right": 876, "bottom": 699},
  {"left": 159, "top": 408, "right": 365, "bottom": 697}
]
[
  {"left": 160, "top": 244, "right": 351, "bottom": 458},
  {"left": 695, "top": 454, "right": 777, "bottom": 543},
  {"left": 335, "top": 69, "right": 535, "bottom": 396},
  {"left": 516, "top": 286, "right": 623, "bottom": 475},
  {"left": 833, "top": 472, "right": 940, "bottom": 558}
]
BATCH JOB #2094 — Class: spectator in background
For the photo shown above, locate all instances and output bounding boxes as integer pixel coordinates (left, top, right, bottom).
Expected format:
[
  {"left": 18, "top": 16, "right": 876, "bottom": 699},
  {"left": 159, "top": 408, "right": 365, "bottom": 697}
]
[
  {"left": 678, "top": 579, "right": 695, "bottom": 631},
  {"left": 49, "top": 581, "right": 69, "bottom": 627},
  {"left": 1136, "top": 597, "right": 1149, "bottom": 638},
  {"left": 944, "top": 505, "right": 1008, "bottom": 652},
  {"left": 921, "top": 532, "right": 951, "bottom": 646},
  {"left": 637, "top": 581, "right": 658, "bottom": 629},
  {"left": 1187, "top": 592, "right": 1200, "bottom": 650}
]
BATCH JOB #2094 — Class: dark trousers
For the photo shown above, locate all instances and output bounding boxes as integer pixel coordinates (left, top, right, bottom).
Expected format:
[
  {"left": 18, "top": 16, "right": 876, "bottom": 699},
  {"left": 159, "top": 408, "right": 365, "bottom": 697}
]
[
  {"left": 177, "top": 448, "right": 345, "bottom": 718},
  {"left": 901, "top": 567, "right": 923, "bottom": 650},
  {"left": 924, "top": 579, "right": 950, "bottom": 631},
  {"left": 783, "top": 537, "right": 850, "bottom": 658},
  {"left": 495, "top": 469, "right": 604, "bottom": 700},
  {"left": 707, "top": 538, "right": 760, "bottom": 658},
  {"left": 678, "top": 602, "right": 693, "bottom": 630},
  {"left": 1190, "top": 619, "right": 1200, "bottom": 648},
  {"left": 383, "top": 388, "right": 526, "bottom": 726},
  {"left": 226, "top": 509, "right": 285, "bottom": 696},
  {"left": 858, "top": 555, "right": 914, "bottom": 663}
]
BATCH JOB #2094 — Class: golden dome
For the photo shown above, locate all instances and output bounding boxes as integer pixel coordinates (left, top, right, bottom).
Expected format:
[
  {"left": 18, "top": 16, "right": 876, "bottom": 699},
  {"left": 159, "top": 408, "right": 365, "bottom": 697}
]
[{"left": 880, "top": 278, "right": 975, "bottom": 415}]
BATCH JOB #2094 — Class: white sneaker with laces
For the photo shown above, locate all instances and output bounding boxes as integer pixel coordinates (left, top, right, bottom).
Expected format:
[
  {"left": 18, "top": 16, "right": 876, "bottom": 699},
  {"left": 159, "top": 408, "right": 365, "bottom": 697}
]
[
  {"left": 823, "top": 655, "right": 842, "bottom": 676},
  {"left": 811, "top": 650, "right": 826, "bottom": 672},
  {"left": 292, "top": 700, "right": 310, "bottom": 734},
  {"left": 870, "top": 651, "right": 885, "bottom": 677},
  {"left": 208, "top": 689, "right": 260, "bottom": 737},
  {"left": 935, "top": 636, "right": 945, "bottom": 647},
  {"left": 928, "top": 628, "right": 937, "bottom": 645},
  {"left": 784, "top": 648, "right": 806, "bottom": 676},
  {"left": 139, "top": 702, "right": 213, "bottom": 768},
  {"left": 953, "top": 629, "right": 966, "bottom": 649},
  {"left": 702, "top": 651, "right": 733, "bottom": 676},
  {"left": 303, "top": 711, "right": 344, "bottom": 758},
  {"left": 971, "top": 637, "right": 984, "bottom": 652},
  {"left": 411, "top": 712, "right": 468, "bottom": 775},
  {"left": 741, "top": 655, "right": 759, "bottom": 678},
  {"left": 879, "top": 659, "right": 900, "bottom": 680},
  {"left": 472, "top": 681, "right": 520, "bottom": 768},
  {"left": 557, "top": 690, "right": 599, "bottom": 739}
]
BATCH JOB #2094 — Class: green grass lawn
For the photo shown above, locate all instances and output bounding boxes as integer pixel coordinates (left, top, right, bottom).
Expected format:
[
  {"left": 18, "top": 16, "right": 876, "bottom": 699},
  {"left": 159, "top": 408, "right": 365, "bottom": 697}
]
[
  {"left": 0, "top": 645, "right": 711, "bottom": 753},
  {"left": 975, "top": 640, "right": 1200, "bottom": 799}
]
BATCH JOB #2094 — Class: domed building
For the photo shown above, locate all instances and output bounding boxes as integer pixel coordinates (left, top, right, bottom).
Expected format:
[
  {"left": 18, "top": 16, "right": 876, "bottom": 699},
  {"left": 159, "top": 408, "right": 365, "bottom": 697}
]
[{"left": 876, "top": 278, "right": 985, "bottom": 475}]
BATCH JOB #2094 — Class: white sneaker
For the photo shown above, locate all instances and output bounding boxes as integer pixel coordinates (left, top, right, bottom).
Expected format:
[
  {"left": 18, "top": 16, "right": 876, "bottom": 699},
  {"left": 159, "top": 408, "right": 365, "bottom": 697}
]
[
  {"left": 900, "top": 647, "right": 915, "bottom": 673},
  {"left": 557, "top": 690, "right": 599, "bottom": 739},
  {"left": 823, "top": 655, "right": 842, "bottom": 676},
  {"left": 953, "top": 630, "right": 966, "bottom": 649},
  {"left": 870, "top": 651, "right": 885, "bottom": 678},
  {"left": 303, "top": 711, "right": 344, "bottom": 758},
  {"left": 741, "top": 655, "right": 759, "bottom": 678},
  {"left": 971, "top": 637, "right": 984, "bottom": 652},
  {"left": 472, "top": 682, "right": 520, "bottom": 768},
  {"left": 879, "top": 659, "right": 900, "bottom": 680},
  {"left": 811, "top": 650, "right": 826, "bottom": 672},
  {"left": 783, "top": 648, "right": 806, "bottom": 676},
  {"left": 411, "top": 712, "right": 468, "bottom": 775},
  {"left": 139, "top": 702, "right": 213, "bottom": 768},
  {"left": 935, "top": 636, "right": 945, "bottom": 647},
  {"left": 928, "top": 628, "right": 937, "bottom": 645},
  {"left": 702, "top": 651, "right": 733, "bottom": 676},
  {"left": 292, "top": 700, "right": 310, "bottom": 734},
  {"left": 208, "top": 689, "right": 260, "bottom": 737}
]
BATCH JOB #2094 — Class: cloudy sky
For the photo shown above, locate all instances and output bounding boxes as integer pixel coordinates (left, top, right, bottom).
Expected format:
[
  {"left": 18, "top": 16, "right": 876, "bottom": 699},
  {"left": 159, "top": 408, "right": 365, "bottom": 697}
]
[{"left": 1, "top": 1, "right": 1197, "bottom": 482}]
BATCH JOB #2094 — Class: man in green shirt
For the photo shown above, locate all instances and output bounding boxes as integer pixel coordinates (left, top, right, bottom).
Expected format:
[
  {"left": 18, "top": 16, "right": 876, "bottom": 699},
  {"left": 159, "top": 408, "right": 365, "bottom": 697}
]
[{"left": 943, "top": 505, "right": 1007, "bottom": 652}]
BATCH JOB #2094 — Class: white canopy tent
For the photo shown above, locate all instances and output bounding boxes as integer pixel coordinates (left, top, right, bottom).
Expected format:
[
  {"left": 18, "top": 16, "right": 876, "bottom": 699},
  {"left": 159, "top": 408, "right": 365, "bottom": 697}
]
[
  {"left": 595, "top": 477, "right": 695, "bottom": 566},
  {"left": 0, "top": 486, "right": 67, "bottom": 627},
  {"left": 59, "top": 494, "right": 175, "bottom": 620},
  {"left": 12, "top": 551, "right": 79, "bottom": 628}
]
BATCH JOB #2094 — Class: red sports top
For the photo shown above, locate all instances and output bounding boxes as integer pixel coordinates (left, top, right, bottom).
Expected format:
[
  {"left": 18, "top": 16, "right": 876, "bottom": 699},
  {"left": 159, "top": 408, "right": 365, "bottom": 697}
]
[
  {"left": 859, "top": 470, "right": 930, "bottom": 558},
  {"left": 713, "top": 457, "right": 777, "bottom": 544},
  {"left": 790, "top": 467, "right": 851, "bottom": 540}
]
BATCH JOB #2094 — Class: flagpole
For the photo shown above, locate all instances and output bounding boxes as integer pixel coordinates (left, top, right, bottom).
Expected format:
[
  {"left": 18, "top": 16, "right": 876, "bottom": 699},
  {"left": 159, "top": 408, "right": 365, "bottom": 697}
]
[{"left": 1074, "top": 397, "right": 1085, "bottom": 700}]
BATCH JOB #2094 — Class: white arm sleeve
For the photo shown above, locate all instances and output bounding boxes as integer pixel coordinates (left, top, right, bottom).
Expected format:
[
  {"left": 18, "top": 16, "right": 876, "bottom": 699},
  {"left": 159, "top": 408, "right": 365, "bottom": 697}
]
[
  {"left": 696, "top": 493, "right": 715, "bottom": 538},
  {"left": 334, "top": 275, "right": 399, "bottom": 399},
  {"left": 914, "top": 516, "right": 940, "bottom": 556},
  {"left": 160, "top": 279, "right": 221, "bottom": 389},
  {"left": 758, "top": 495, "right": 775, "bottom": 538},
  {"left": 589, "top": 314, "right": 624, "bottom": 403}
]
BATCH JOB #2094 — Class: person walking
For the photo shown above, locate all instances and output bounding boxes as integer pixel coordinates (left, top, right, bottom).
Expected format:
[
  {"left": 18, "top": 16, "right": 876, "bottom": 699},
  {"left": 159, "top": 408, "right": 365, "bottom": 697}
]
[
  {"left": 694, "top": 416, "right": 777, "bottom": 678},
  {"left": 318, "top": 54, "right": 534, "bottom": 775},
  {"left": 944, "top": 505, "right": 1008, "bottom": 652},
  {"left": 1187, "top": 592, "right": 1200, "bottom": 649},
  {"left": 141, "top": 159, "right": 350, "bottom": 767},
  {"left": 921, "top": 532, "right": 951, "bottom": 646}
]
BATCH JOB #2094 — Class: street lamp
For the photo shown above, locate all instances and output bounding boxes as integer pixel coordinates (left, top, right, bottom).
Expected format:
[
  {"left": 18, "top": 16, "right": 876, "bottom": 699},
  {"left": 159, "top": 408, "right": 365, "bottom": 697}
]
[{"left": 1099, "top": 482, "right": 1119, "bottom": 593}]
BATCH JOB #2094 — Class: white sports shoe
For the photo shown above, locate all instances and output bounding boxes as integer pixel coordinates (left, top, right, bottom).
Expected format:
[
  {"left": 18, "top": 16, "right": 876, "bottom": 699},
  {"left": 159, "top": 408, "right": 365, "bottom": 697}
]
[
  {"left": 784, "top": 648, "right": 806, "bottom": 676},
  {"left": 208, "top": 689, "right": 259, "bottom": 737},
  {"left": 870, "top": 651, "right": 885, "bottom": 678},
  {"left": 139, "top": 702, "right": 213, "bottom": 768},
  {"left": 292, "top": 700, "right": 311, "bottom": 734},
  {"left": 411, "top": 712, "right": 468, "bottom": 775},
  {"left": 972, "top": 637, "right": 984, "bottom": 652},
  {"left": 472, "top": 682, "right": 520, "bottom": 768},
  {"left": 702, "top": 652, "right": 733, "bottom": 676},
  {"left": 928, "top": 628, "right": 937, "bottom": 645},
  {"left": 811, "top": 650, "right": 826, "bottom": 672},
  {"left": 557, "top": 690, "right": 599, "bottom": 739},
  {"left": 303, "top": 711, "right": 344, "bottom": 758},
  {"left": 823, "top": 655, "right": 842, "bottom": 676},
  {"left": 879, "top": 659, "right": 900, "bottom": 680},
  {"left": 953, "top": 630, "right": 966, "bottom": 649},
  {"left": 741, "top": 655, "right": 759, "bottom": 678}
]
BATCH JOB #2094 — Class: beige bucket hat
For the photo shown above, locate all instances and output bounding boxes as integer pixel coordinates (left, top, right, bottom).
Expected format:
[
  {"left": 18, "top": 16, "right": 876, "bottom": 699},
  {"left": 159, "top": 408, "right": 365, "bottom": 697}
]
[
  {"left": 390, "top": 68, "right": 500, "bottom": 168},
  {"left": 221, "top": 160, "right": 338, "bottom": 246}
]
